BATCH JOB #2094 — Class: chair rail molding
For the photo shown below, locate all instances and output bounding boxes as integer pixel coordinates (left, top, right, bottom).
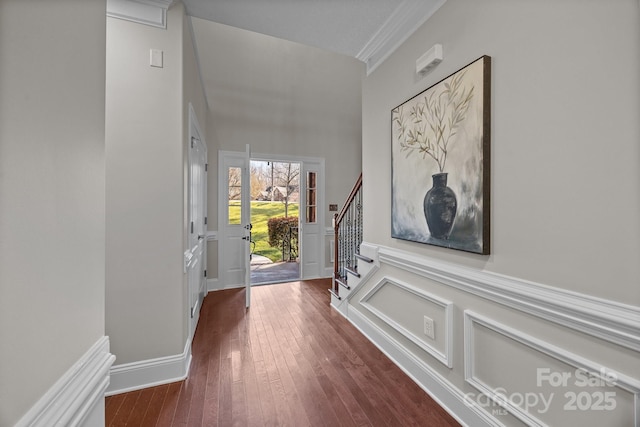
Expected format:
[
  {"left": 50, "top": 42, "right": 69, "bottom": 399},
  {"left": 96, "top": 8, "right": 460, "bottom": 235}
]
[
  {"left": 15, "top": 337, "right": 115, "bottom": 427},
  {"left": 372, "top": 243, "right": 640, "bottom": 352}
]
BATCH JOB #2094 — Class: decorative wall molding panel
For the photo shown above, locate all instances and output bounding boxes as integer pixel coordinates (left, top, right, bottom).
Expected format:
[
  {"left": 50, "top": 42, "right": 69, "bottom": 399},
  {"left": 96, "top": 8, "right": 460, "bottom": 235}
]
[
  {"left": 337, "top": 242, "right": 640, "bottom": 425},
  {"left": 205, "top": 231, "right": 218, "bottom": 290},
  {"left": 15, "top": 337, "right": 115, "bottom": 427},
  {"left": 374, "top": 244, "right": 640, "bottom": 351},
  {"left": 464, "top": 311, "right": 640, "bottom": 426},
  {"left": 107, "top": 0, "right": 174, "bottom": 28},
  {"left": 106, "top": 339, "right": 191, "bottom": 396},
  {"left": 348, "top": 308, "right": 496, "bottom": 427},
  {"left": 360, "top": 277, "right": 453, "bottom": 367}
]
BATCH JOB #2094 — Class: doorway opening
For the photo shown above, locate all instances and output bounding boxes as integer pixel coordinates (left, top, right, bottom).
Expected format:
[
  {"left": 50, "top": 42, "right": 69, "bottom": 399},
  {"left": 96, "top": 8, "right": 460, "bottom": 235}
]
[
  {"left": 219, "top": 149, "right": 324, "bottom": 298},
  {"left": 249, "top": 159, "right": 301, "bottom": 285}
]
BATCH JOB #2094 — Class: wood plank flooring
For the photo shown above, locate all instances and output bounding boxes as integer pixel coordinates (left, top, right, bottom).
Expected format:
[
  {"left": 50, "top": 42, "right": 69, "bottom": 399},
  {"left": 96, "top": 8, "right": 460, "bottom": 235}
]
[{"left": 105, "top": 279, "right": 460, "bottom": 426}]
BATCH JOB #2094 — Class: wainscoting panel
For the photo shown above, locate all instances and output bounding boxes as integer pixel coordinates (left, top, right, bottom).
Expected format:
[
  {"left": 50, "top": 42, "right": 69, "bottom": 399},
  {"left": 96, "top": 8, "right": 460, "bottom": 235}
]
[
  {"left": 464, "top": 311, "right": 639, "bottom": 426},
  {"left": 360, "top": 277, "right": 453, "bottom": 367},
  {"left": 337, "top": 242, "right": 640, "bottom": 427}
]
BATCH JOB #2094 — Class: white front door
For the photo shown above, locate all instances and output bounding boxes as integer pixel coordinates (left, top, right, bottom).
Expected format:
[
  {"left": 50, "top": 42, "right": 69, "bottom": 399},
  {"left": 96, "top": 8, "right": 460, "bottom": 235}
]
[
  {"left": 187, "top": 107, "right": 207, "bottom": 338},
  {"left": 219, "top": 147, "right": 252, "bottom": 307},
  {"left": 241, "top": 145, "right": 251, "bottom": 307}
]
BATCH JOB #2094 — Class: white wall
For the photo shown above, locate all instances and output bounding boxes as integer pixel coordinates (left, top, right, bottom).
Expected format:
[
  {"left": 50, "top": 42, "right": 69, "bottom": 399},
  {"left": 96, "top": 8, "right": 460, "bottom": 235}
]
[
  {"left": 0, "top": 0, "right": 107, "bottom": 425},
  {"left": 106, "top": 5, "right": 185, "bottom": 365},
  {"left": 363, "top": 0, "right": 640, "bottom": 304},
  {"left": 353, "top": 1, "right": 640, "bottom": 425},
  {"left": 190, "top": 19, "right": 364, "bottom": 277}
]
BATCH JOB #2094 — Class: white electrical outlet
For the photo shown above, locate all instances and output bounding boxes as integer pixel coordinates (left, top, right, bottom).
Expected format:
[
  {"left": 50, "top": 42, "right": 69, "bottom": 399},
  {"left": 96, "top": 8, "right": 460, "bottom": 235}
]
[{"left": 423, "top": 315, "right": 435, "bottom": 340}]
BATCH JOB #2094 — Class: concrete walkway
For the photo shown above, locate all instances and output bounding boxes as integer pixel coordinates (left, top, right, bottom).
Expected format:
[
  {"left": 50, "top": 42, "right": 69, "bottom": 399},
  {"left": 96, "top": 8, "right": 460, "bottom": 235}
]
[
  {"left": 250, "top": 255, "right": 273, "bottom": 265},
  {"left": 250, "top": 255, "right": 300, "bottom": 285}
]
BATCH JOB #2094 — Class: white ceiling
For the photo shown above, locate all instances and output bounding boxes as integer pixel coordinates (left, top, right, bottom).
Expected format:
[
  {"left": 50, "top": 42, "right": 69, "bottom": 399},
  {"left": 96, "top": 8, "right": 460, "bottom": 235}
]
[{"left": 182, "top": 0, "right": 446, "bottom": 73}]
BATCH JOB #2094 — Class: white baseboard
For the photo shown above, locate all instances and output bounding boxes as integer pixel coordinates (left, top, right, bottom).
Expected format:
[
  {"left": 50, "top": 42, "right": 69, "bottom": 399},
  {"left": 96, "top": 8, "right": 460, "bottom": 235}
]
[
  {"left": 15, "top": 336, "right": 115, "bottom": 427},
  {"left": 207, "top": 278, "right": 244, "bottom": 293},
  {"left": 106, "top": 340, "right": 191, "bottom": 396},
  {"left": 348, "top": 308, "right": 495, "bottom": 427},
  {"left": 207, "top": 277, "right": 220, "bottom": 292}
]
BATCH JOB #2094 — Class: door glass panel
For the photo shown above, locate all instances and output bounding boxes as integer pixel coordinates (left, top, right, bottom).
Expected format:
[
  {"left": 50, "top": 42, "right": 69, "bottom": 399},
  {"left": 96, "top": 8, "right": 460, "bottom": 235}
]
[
  {"left": 228, "top": 166, "right": 242, "bottom": 225},
  {"left": 306, "top": 171, "right": 317, "bottom": 223}
]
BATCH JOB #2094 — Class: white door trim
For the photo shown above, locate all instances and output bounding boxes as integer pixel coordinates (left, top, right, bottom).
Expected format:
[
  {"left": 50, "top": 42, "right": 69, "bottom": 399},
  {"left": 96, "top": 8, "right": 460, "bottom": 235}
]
[
  {"left": 218, "top": 152, "right": 326, "bottom": 286},
  {"left": 251, "top": 152, "right": 325, "bottom": 280},
  {"left": 187, "top": 103, "right": 207, "bottom": 340}
]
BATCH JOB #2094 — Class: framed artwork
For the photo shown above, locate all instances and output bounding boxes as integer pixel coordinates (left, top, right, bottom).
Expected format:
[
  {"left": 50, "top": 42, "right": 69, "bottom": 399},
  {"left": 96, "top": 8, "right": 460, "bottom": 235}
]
[{"left": 391, "top": 55, "right": 491, "bottom": 254}]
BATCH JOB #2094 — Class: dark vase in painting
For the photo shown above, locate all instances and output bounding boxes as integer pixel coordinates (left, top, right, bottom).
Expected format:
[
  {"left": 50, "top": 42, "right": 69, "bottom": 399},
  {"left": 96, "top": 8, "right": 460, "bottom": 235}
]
[{"left": 423, "top": 173, "right": 457, "bottom": 239}]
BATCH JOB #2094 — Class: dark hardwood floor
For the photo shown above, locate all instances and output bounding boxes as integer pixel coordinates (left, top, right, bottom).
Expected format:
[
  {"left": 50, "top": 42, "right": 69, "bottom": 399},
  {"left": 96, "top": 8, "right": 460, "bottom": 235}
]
[{"left": 105, "top": 279, "right": 460, "bottom": 426}]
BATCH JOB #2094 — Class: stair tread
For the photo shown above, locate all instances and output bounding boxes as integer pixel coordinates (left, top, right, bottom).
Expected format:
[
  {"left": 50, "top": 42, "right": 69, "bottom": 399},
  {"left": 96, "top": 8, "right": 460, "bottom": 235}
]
[
  {"left": 335, "top": 276, "right": 350, "bottom": 290},
  {"left": 328, "top": 288, "right": 341, "bottom": 300},
  {"left": 355, "top": 253, "right": 374, "bottom": 263},
  {"left": 344, "top": 266, "right": 361, "bottom": 278}
]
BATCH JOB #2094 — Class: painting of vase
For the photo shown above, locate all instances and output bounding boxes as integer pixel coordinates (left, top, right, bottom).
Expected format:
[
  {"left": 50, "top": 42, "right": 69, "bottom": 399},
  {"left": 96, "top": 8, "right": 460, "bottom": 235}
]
[{"left": 391, "top": 55, "right": 491, "bottom": 254}]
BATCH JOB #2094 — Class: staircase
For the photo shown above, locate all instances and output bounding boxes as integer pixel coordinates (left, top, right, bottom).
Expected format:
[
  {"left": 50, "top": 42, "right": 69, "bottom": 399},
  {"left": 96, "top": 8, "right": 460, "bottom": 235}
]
[{"left": 330, "top": 173, "right": 374, "bottom": 310}]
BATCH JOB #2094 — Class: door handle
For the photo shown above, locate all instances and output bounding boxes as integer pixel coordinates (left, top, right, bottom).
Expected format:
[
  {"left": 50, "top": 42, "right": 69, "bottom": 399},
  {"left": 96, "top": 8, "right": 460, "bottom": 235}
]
[{"left": 198, "top": 235, "right": 205, "bottom": 240}]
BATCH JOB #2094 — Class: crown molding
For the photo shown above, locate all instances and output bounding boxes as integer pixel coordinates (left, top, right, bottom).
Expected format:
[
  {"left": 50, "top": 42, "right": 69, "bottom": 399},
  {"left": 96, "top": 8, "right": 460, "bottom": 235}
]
[
  {"left": 107, "top": 0, "right": 175, "bottom": 29},
  {"left": 356, "top": 0, "right": 447, "bottom": 75}
]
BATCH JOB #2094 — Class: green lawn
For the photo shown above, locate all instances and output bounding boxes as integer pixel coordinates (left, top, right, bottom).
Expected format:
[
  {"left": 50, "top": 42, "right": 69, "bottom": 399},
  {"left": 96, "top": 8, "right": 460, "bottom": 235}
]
[{"left": 229, "top": 201, "right": 299, "bottom": 262}]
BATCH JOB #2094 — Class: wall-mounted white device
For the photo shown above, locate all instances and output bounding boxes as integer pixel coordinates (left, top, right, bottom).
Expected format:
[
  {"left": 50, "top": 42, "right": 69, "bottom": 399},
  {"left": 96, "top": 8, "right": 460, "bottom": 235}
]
[
  {"left": 150, "top": 49, "right": 163, "bottom": 68},
  {"left": 416, "top": 44, "right": 443, "bottom": 76}
]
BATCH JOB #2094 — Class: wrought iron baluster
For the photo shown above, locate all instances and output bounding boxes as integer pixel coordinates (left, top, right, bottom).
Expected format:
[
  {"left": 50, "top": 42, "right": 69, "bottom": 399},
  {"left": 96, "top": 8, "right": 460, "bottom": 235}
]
[{"left": 331, "top": 173, "right": 363, "bottom": 299}]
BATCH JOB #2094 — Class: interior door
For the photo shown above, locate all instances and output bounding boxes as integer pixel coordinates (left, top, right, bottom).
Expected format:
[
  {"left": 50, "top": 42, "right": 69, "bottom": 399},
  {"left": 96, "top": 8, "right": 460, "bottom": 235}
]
[
  {"left": 187, "top": 131, "right": 207, "bottom": 338},
  {"left": 219, "top": 146, "right": 252, "bottom": 307}
]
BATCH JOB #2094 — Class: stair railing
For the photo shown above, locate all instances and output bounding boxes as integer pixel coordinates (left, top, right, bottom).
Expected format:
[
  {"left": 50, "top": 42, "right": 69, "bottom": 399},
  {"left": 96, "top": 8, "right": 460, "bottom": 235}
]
[
  {"left": 331, "top": 173, "right": 363, "bottom": 299},
  {"left": 282, "top": 225, "right": 298, "bottom": 262}
]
